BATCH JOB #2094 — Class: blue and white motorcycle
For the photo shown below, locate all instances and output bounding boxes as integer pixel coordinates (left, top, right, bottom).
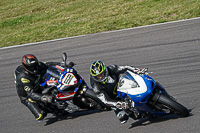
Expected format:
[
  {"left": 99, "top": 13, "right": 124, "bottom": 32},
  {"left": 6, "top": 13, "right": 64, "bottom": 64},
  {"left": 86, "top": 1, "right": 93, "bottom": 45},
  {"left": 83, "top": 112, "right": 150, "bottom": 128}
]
[{"left": 117, "top": 69, "right": 189, "bottom": 119}]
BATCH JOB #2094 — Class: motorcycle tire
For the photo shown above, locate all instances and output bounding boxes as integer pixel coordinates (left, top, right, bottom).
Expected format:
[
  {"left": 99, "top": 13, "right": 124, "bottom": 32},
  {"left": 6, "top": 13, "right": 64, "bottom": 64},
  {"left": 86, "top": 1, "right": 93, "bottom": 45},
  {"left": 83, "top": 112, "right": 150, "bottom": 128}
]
[
  {"left": 74, "top": 95, "right": 105, "bottom": 110},
  {"left": 157, "top": 94, "right": 189, "bottom": 117},
  {"left": 84, "top": 89, "right": 110, "bottom": 111},
  {"left": 85, "top": 96, "right": 104, "bottom": 110}
]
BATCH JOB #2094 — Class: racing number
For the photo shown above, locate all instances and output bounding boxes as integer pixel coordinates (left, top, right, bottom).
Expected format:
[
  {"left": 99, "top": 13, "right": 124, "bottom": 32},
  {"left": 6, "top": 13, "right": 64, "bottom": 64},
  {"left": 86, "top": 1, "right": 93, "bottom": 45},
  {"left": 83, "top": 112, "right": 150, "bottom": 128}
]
[{"left": 64, "top": 74, "right": 74, "bottom": 85}]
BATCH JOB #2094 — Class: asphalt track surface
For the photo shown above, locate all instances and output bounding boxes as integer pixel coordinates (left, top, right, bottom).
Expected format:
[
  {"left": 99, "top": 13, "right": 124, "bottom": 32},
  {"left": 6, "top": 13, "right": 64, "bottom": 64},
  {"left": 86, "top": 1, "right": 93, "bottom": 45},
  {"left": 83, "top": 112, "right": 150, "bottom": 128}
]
[{"left": 0, "top": 18, "right": 200, "bottom": 133}]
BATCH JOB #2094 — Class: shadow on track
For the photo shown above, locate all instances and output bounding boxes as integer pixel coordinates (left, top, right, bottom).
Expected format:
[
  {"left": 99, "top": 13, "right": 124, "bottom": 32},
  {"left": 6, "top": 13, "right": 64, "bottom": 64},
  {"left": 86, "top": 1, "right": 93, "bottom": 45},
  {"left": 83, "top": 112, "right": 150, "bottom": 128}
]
[
  {"left": 129, "top": 115, "right": 179, "bottom": 129},
  {"left": 129, "top": 110, "right": 193, "bottom": 129},
  {"left": 44, "top": 109, "right": 108, "bottom": 126}
]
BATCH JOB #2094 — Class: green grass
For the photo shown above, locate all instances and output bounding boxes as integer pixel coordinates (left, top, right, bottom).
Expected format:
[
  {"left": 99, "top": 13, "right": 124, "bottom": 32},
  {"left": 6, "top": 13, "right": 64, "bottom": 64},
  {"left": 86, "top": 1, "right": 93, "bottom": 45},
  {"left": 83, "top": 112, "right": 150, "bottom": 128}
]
[{"left": 1, "top": 0, "right": 200, "bottom": 47}]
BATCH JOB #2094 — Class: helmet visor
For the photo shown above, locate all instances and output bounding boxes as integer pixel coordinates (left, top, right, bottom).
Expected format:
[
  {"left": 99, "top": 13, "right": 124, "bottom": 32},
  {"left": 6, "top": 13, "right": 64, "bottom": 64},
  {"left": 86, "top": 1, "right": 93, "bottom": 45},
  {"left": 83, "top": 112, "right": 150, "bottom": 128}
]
[
  {"left": 29, "top": 64, "right": 38, "bottom": 71},
  {"left": 93, "top": 70, "right": 107, "bottom": 82},
  {"left": 24, "top": 63, "right": 39, "bottom": 74}
]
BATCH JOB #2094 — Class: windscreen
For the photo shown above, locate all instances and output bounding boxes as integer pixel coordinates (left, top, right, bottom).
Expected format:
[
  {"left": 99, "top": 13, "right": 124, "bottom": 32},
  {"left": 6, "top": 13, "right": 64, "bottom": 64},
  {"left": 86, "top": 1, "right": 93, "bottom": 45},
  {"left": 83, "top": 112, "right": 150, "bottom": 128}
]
[
  {"left": 47, "top": 66, "right": 63, "bottom": 79},
  {"left": 119, "top": 71, "right": 138, "bottom": 89}
]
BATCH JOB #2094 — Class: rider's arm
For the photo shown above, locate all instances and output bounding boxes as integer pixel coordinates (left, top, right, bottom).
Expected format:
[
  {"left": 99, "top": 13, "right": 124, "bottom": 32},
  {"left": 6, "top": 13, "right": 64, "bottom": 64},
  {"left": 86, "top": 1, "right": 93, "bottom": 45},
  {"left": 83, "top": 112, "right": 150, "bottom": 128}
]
[
  {"left": 111, "top": 64, "right": 145, "bottom": 74},
  {"left": 108, "top": 64, "right": 136, "bottom": 74},
  {"left": 27, "top": 89, "right": 43, "bottom": 101},
  {"left": 97, "top": 91, "right": 118, "bottom": 107},
  {"left": 92, "top": 83, "right": 118, "bottom": 107},
  {"left": 93, "top": 85, "right": 131, "bottom": 109},
  {"left": 20, "top": 82, "right": 43, "bottom": 101},
  {"left": 117, "top": 66, "right": 140, "bottom": 74},
  {"left": 21, "top": 82, "right": 51, "bottom": 103}
]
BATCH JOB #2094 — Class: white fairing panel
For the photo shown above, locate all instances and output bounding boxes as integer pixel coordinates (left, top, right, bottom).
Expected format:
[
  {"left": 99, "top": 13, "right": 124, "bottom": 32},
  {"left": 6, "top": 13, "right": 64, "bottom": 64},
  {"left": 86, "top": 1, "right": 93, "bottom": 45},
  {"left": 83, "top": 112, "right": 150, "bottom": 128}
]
[{"left": 118, "top": 71, "right": 147, "bottom": 95}]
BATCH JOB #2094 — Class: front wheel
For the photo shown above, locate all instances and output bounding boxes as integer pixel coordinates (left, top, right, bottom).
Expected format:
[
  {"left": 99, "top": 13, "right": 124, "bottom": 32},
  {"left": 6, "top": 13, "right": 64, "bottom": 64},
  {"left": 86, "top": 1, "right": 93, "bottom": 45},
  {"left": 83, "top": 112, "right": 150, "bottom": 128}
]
[
  {"left": 73, "top": 95, "right": 107, "bottom": 110},
  {"left": 84, "top": 96, "right": 104, "bottom": 110},
  {"left": 84, "top": 89, "right": 110, "bottom": 110},
  {"left": 157, "top": 94, "right": 189, "bottom": 117}
]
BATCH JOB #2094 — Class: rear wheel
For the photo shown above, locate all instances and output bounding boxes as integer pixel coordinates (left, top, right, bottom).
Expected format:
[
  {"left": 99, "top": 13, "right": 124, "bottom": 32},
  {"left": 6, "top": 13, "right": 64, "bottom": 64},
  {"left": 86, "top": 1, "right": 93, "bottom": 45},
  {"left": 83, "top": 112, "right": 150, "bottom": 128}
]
[{"left": 157, "top": 94, "right": 189, "bottom": 117}]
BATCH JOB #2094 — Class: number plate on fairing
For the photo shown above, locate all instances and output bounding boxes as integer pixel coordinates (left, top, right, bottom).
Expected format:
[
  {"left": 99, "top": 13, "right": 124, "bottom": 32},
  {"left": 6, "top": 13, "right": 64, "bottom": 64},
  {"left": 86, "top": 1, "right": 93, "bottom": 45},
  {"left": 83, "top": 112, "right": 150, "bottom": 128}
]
[{"left": 61, "top": 73, "right": 77, "bottom": 86}]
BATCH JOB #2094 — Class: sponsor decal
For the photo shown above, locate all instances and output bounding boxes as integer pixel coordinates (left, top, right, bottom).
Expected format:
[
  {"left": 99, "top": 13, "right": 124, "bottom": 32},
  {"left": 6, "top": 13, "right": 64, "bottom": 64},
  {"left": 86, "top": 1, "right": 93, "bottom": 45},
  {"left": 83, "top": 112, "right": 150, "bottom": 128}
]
[
  {"left": 21, "top": 78, "right": 30, "bottom": 83},
  {"left": 24, "top": 86, "right": 30, "bottom": 91}
]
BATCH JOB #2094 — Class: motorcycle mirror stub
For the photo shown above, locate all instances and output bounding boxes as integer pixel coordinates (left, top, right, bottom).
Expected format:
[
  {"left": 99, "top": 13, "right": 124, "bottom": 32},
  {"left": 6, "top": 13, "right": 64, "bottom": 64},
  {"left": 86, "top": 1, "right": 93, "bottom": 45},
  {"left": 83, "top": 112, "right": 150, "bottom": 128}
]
[
  {"left": 62, "top": 52, "right": 67, "bottom": 68},
  {"left": 62, "top": 52, "right": 67, "bottom": 62}
]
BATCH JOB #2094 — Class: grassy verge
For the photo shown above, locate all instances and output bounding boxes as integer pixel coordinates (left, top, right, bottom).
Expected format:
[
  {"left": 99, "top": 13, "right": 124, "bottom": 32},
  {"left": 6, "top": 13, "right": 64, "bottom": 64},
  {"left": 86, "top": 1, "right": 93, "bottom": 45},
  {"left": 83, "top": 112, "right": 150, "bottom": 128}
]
[{"left": 0, "top": 0, "right": 200, "bottom": 47}]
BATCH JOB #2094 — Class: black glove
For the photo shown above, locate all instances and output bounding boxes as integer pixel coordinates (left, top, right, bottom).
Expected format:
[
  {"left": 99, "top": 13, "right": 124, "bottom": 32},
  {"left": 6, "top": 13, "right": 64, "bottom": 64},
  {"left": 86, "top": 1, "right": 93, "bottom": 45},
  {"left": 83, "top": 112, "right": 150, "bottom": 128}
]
[
  {"left": 134, "top": 68, "right": 148, "bottom": 74},
  {"left": 139, "top": 68, "right": 148, "bottom": 74},
  {"left": 41, "top": 95, "right": 52, "bottom": 103}
]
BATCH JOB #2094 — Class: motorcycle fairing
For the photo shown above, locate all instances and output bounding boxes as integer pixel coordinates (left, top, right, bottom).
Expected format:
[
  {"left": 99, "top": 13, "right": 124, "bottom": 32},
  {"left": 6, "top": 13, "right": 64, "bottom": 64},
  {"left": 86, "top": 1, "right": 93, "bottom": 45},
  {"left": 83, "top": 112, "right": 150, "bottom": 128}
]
[
  {"left": 56, "top": 82, "right": 81, "bottom": 101},
  {"left": 117, "top": 71, "right": 156, "bottom": 103},
  {"left": 41, "top": 66, "right": 82, "bottom": 93},
  {"left": 55, "top": 92, "right": 76, "bottom": 100},
  {"left": 57, "top": 78, "right": 82, "bottom": 93}
]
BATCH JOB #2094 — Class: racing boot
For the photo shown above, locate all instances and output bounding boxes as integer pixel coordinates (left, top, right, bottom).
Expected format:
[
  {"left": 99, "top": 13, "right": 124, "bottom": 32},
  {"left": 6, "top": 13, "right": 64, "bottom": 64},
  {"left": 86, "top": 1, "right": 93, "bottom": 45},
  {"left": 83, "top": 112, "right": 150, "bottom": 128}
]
[
  {"left": 114, "top": 108, "right": 129, "bottom": 124},
  {"left": 24, "top": 99, "right": 47, "bottom": 122}
]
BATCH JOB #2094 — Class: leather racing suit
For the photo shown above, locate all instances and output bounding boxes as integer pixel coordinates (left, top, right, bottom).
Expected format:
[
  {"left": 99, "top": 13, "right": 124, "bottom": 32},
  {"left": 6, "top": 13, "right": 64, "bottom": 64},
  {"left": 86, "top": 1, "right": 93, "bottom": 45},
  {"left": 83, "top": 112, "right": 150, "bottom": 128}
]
[
  {"left": 14, "top": 62, "right": 62, "bottom": 121},
  {"left": 90, "top": 64, "right": 139, "bottom": 123}
]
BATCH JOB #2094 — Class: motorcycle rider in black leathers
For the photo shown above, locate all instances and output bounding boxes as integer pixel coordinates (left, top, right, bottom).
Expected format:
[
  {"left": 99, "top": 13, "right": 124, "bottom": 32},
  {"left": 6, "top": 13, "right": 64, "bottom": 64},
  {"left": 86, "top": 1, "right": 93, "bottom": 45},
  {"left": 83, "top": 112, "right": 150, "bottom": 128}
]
[
  {"left": 14, "top": 54, "right": 72, "bottom": 122},
  {"left": 90, "top": 60, "right": 146, "bottom": 124}
]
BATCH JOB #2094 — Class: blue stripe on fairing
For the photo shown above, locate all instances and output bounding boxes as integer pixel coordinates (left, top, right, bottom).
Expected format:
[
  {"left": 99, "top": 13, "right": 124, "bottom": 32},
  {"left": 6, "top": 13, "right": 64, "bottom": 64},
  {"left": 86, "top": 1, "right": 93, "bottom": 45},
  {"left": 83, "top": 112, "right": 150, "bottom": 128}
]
[{"left": 118, "top": 74, "right": 156, "bottom": 103}]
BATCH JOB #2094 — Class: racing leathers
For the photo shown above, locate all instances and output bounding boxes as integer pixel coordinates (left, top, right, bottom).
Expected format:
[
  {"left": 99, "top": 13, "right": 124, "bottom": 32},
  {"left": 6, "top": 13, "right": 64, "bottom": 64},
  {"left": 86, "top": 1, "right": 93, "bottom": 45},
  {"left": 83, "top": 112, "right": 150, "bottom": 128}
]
[
  {"left": 14, "top": 62, "right": 63, "bottom": 121},
  {"left": 90, "top": 64, "right": 141, "bottom": 123}
]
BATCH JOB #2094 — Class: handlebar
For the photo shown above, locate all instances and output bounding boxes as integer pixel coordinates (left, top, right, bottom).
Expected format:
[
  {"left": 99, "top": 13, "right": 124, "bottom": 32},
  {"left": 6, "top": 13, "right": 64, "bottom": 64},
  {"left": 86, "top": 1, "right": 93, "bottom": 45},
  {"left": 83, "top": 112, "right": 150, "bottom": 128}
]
[{"left": 137, "top": 68, "right": 152, "bottom": 75}]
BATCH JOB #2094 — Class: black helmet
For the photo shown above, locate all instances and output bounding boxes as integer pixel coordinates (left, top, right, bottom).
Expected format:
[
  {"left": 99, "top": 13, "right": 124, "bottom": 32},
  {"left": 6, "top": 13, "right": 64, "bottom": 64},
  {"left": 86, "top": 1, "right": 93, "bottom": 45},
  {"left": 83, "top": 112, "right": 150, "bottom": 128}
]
[
  {"left": 90, "top": 60, "right": 108, "bottom": 83},
  {"left": 22, "top": 54, "right": 39, "bottom": 74}
]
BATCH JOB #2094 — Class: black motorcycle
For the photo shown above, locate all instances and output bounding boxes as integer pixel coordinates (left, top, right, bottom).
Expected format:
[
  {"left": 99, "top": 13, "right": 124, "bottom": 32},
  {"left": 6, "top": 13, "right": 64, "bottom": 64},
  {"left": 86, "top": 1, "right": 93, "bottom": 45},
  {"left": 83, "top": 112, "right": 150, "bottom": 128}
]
[{"left": 40, "top": 53, "right": 108, "bottom": 115}]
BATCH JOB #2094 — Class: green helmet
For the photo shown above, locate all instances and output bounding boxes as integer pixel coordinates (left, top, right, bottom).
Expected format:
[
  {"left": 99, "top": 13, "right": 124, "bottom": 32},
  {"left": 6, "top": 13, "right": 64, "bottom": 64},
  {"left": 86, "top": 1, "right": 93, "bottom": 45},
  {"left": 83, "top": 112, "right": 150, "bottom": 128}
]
[{"left": 90, "top": 60, "right": 108, "bottom": 83}]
